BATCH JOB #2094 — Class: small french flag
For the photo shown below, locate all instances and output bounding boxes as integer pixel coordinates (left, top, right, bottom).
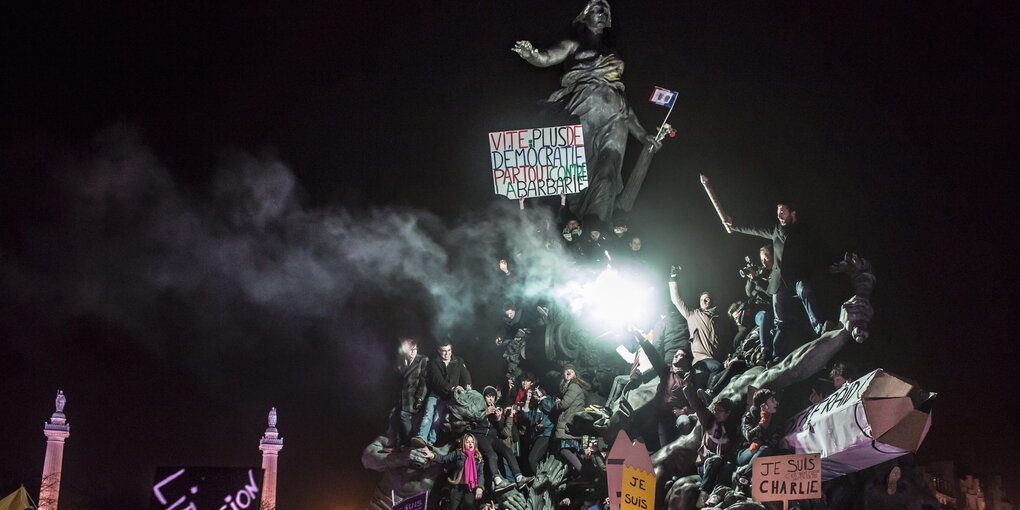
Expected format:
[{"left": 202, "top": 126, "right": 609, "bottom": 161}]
[{"left": 648, "top": 86, "right": 678, "bottom": 108}]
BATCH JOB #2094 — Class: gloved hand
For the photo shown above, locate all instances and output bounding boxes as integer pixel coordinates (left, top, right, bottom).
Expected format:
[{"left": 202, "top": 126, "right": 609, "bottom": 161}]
[{"left": 669, "top": 264, "right": 682, "bottom": 279}]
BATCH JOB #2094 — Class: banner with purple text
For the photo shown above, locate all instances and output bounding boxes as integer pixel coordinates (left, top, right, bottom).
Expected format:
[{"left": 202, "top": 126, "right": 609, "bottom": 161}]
[{"left": 150, "top": 466, "right": 263, "bottom": 510}]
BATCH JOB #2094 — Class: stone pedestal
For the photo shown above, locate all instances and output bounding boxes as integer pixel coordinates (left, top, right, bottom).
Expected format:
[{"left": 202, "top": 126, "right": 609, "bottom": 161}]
[
  {"left": 40, "top": 391, "right": 70, "bottom": 510},
  {"left": 259, "top": 407, "right": 284, "bottom": 510}
]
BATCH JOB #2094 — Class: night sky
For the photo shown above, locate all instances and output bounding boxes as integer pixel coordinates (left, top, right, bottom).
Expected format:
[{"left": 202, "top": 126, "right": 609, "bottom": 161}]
[{"left": 2, "top": 2, "right": 1017, "bottom": 509}]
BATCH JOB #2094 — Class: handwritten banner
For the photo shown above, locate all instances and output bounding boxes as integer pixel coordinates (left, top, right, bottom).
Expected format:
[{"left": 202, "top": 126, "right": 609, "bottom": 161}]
[
  {"left": 489, "top": 125, "right": 588, "bottom": 199},
  {"left": 151, "top": 467, "right": 263, "bottom": 510},
  {"left": 751, "top": 453, "right": 821, "bottom": 503}
]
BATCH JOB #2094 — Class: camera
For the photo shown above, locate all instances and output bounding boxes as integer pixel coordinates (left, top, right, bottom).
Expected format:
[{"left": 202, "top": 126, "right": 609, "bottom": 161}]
[{"left": 739, "top": 256, "right": 763, "bottom": 278}]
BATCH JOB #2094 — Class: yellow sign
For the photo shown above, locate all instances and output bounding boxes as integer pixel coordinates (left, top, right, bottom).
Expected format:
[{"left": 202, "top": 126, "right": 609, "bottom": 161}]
[
  {"left": 751, "top": 452, "right": 822, "bottom": 503},
  {"left": 620, "top": 464, "right": 655, "bottom": 510}
]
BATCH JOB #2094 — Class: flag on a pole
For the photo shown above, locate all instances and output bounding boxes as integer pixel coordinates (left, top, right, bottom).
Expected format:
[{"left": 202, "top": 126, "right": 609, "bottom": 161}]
[{"left": 648, "top": 86, "right": 678, "bottom": 108}]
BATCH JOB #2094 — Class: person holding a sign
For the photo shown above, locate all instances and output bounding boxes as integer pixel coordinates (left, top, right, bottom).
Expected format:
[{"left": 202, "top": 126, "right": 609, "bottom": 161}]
[{"left": 422, "top": 433, "right": 486, "bottom": 509}]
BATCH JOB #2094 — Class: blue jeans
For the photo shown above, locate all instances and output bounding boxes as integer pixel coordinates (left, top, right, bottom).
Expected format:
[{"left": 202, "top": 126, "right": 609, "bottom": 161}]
[
  {"left": 675, "top": 414, "right": 695, "bottom": 436},
  {"left": 737, "top": 444, "right": 774, "bottom": 466},
  {"left": 692, "top": 359, "right": 723, "bottom": 390},
  {"left": 389, "top": 408, "right": 415, "bottom": 446},
  {"left": 416, "top": 395, "right": 447, "bottom": 444},
  {"left": 772, "top": 280, "right": 823, "bottom": 359},
  {"left": 699, "top": 455, "right": 734, "bottom": 493},
  {"left": 755, "top": 309, "right": 775, "bottom": 360},
  {"left": 658, "top": 412, "right": 695, "bottom": 448}
]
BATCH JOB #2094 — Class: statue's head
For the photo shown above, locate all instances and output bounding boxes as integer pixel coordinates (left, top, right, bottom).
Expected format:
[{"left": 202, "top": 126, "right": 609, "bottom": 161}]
[{"left": 574, "top": 0, "right": 611, "bottom": 31}]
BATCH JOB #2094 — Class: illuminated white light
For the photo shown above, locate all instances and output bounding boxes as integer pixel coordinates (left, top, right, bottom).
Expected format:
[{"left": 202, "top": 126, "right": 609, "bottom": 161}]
[{"left": 555, "top": 266, "right": 656, "bottom": 335}]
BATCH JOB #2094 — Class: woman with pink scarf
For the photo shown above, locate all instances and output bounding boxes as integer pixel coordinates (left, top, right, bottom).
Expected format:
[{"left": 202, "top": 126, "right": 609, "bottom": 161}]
[{"left": 422, "top": 433, "right": 486, "bottom": 509}]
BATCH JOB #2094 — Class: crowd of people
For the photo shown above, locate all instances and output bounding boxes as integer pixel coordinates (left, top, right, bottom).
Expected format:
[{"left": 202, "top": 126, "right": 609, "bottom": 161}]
[{"left": 381, "top": 202, "right": 865, "bottom": 509}]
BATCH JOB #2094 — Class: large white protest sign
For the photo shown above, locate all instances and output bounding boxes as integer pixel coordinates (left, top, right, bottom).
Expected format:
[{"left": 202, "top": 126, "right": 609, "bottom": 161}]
[
  {"left": 489, "top": 125, "right": 588, "bottom": 199},
  {"left": 782, "top": 369, "right": 935, "bottom": 480}
]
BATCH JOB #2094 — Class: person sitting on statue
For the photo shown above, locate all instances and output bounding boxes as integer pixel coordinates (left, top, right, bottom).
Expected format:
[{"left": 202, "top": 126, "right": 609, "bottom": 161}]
[
  {"left": 725, "top": 202, "right": 835, "bottom": 359},
  {"left": 657, "top": 349, "right": 694, "bottom": 447},
  {"left": 606, "top": 330, "right": 656, "bottom": 409},
  {"left": 679, "top": 372, "right": 740, "bottom": 506},
  {"left": 421, "top": 433, "right": 486, "bottom": 510},
  {"left": 512, "top": 0, "right": 661, "bottom": 223},
  {"left": 605, "top": 216, "right": 630, "bottom": 251},
  {"left": 809, "top": 361, "right": 860, "bottom": 404},
  {"left": 625, "top": 236, "right": 646, "bottom": 265},
  {"left": 703, "top": 302, "right": 761, "bottom": 399},
  {"left": 469, "top": 386, "right": 533, "bottom": 493},
  {"left": 668, "top": 265, "right": 734, "bottom": 390},
  {"left": 732, "top": 388, "right": 791, "bottom": 498},
  {"left": 386, "top": 337, "right": 428, "bottom": 452},
  {"left": 554, "top": 364, "right": 591, "bottom": 477},
  {"left": 412, "top": 340, "right": 472, "bottom": 448},
  {"left": 737, "top": 388, "right": 787, "bottom": 466}
]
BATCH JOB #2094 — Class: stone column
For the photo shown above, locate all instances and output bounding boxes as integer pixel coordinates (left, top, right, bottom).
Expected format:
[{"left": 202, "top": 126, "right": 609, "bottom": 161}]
[
  {"left": 258, "top": 407, "right": 283, "bottom": 510},
  {"left": 40, "top": 390, "right": 70, "bottom": 510}
]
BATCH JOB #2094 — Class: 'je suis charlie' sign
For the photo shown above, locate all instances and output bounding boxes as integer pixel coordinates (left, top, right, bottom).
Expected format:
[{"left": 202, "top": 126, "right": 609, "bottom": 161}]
[{"left": 489, "top": 125, "right": 588, "bottom": 199}]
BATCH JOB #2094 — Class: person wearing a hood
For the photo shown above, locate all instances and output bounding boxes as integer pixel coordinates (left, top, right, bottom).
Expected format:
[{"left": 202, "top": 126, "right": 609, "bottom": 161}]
[
  {"left": 422, "top": 433, "right": 486, "bottom": 509},
  {"left": 668, "top": 265, "right": 734, "bottom": 390},
  {"left": 470, "top": 386, "right": 533, "bottom": 493}
]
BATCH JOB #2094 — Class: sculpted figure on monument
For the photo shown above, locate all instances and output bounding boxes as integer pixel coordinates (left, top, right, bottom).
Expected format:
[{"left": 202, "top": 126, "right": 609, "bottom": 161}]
[{"left": 513, "top": 0, "right": 661, "bottom": 223}]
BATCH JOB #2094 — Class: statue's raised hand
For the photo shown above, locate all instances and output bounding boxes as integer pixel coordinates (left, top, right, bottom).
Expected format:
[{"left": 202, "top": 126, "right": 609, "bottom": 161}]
[{"left": 512, "top": 40, "right": 536, "bottom": 59}]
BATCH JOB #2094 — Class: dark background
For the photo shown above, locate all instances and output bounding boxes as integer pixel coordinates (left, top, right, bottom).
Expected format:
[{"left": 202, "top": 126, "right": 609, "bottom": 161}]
[{"left": 2, "top": 2, "right": 1017, "bottom": 508}]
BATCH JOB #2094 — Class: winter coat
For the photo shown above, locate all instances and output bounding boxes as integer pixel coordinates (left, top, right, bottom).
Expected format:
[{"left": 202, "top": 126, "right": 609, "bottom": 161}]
[
  {"left": 742, "top": 407, "right": 783, "bottom": 451},
  {"left": 730, "top": 221, "right": 827, "bottom": 294},
  {"left": 555, "top": 379, "right": 588, "bottom": 439},
  {"left": 426, "top": 356, "right": 472, "bottom": 400},
  {"left": 520, "top": 396, "right": 555, "bottom": 439},
  {"left": 435, "top": 449, "right": 486, "bottom": 487},
  {"left": 681, "top": 383, "right": 739, "bottom": 464}
]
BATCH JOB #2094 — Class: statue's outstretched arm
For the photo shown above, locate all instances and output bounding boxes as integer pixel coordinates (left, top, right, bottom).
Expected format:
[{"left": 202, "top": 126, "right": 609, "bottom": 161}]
[{"left": 512, "top": 39, "right": 579, "bottom": 67}]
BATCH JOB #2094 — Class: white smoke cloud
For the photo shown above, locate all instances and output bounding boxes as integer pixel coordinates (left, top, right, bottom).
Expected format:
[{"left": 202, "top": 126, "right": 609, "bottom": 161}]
[{"left": 4, "top": 125, "right": 578, "bottom": 361}]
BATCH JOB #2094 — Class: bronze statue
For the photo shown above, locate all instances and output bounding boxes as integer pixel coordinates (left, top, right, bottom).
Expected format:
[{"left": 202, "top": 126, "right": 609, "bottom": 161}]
[{"left": 513, "top": 0, "right": 661, "bottom": 223}]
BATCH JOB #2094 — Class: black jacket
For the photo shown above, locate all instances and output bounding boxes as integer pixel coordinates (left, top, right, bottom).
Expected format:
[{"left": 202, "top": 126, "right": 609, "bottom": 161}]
[
  {"left": 742, "top": 407, "right": 783, "bottom": 450},
  {"left": 731, "top": 221, "right": 826, "bottom": 294},
  {"left": 426, "top": 356, "right": 472, "bottom": 400}
]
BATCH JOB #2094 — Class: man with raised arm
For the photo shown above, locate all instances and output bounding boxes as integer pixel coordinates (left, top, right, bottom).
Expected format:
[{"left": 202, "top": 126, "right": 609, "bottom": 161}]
[
  {"left": 725, "top": 202, "right": 832, "bottom": 361},
  {"left": 668, "top": 265, "right": 733, "bottom": 390}
]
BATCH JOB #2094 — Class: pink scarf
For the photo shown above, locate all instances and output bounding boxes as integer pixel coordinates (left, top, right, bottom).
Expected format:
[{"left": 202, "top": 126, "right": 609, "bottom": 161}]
[{"left": 462, "top": 448, "right": 478, "bottom": 490}]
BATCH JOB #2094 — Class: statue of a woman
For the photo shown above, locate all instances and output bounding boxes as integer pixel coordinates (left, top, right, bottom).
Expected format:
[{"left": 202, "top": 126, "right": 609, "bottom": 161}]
[{"left": 513, "top": 0, "right": 660, "bottom": 222}]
